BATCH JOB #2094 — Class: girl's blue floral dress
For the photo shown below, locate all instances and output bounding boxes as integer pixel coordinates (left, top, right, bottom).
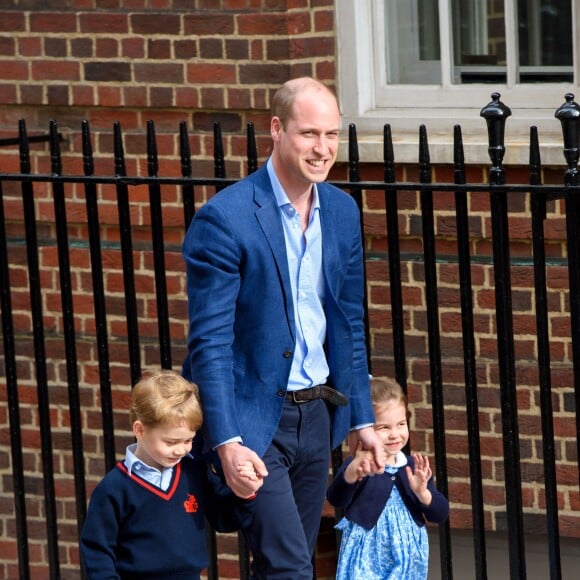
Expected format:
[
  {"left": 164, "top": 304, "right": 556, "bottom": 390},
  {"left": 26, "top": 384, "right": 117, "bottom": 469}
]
[{"left": 334, "top": 453, "right": 429, "bottom": 579}]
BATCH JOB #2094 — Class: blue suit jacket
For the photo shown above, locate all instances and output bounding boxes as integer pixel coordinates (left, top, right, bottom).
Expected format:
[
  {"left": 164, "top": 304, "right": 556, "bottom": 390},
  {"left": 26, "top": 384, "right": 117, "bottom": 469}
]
[{"left": 182, "top": 164, "right": 374, "bottom": 456}]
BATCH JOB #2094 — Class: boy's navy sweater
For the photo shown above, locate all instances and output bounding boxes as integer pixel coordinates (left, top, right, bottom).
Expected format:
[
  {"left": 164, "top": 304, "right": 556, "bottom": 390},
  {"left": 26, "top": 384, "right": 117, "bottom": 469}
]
[
  {"left": 326, "top": 455, "right": 449, "bottom": 530},
  {"left": 80, "top": 454, "right": 254, "bottom": 579}
]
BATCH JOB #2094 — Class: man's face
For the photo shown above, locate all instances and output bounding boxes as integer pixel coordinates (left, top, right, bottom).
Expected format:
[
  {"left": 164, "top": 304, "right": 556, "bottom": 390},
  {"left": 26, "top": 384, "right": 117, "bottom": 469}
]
[{"left": 271, "top": 88, "right": 341, "bottom": 194}]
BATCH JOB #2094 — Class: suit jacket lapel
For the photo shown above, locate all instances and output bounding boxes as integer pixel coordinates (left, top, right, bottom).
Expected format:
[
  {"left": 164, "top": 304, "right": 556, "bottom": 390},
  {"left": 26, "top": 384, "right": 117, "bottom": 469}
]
[
  {"left": 318, "top": 185, "right": 339, "bottom": 291},
  {"left": 253, "top": 171, "right": 295, "bottom": 337}
]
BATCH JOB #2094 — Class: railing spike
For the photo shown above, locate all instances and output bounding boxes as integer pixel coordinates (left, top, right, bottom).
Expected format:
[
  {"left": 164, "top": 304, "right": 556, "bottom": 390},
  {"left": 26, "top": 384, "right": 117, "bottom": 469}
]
[
  {"left": 113, "top": 122, "right": 126, "bottom": 178},
  {"left": 214, "top": 122, "right": 225, "bottom": 179},
  {"left": 18, "top": 119, "right": 31, "bottom": 174},
  {"left": 81, "top": 120, "right": 95, "bottom": 177},
  {"left": 247, "top": 122, "right": 258, "bottom": 175},
  {"left": 49, "top": 120, "right": 62, "bottom": 176},
  {"left": 348, "top": 123, "right": 359, "bottom": 182},
  {"left": 147, "top": 120, "right": 159, "bottom": 178}
]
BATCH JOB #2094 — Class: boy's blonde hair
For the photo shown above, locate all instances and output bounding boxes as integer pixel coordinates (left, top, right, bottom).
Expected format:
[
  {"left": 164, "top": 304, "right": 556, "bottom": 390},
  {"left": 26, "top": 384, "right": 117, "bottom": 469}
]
[
  {"left": 129, "top": 369, "right": 203, "bottom": 431},
  {"left": 370, "top": 377, "right": 411, "bottom": 421}
]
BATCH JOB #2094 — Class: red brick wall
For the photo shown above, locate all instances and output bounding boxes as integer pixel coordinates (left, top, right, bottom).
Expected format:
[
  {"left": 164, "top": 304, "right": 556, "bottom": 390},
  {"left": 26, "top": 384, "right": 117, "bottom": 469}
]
[
  {"left": 0, "top": 2, "right": 343, "bottom": 577},
  {"left": 0, "top": 1, "right": 578, "bottom": 578},
  {"left": 348, "top": 161, "right": 579, "bottom": 538},
  {"left": 0, "top": 1, "right": 337, "bottom": 179}
]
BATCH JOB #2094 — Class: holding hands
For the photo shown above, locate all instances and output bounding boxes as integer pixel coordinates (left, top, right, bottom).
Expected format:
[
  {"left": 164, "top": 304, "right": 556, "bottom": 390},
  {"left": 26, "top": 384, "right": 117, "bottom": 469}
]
[
  {"left": 347, "top": 426, "right": 387, "bottom": 476},
  {"left": 343, "top": 443, "right": 377, "bottom": 484},
  {"left": 217, "top": 442, "right": 268, "bottom": 499},
  {"left": 237, "top": 460, "right": 262, "bottom": 481}
]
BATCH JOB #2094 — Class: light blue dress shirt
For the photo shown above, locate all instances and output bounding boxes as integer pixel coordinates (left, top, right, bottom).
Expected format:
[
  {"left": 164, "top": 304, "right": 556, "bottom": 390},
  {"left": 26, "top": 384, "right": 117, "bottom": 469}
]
[
  {"left": 267, "top": 158, "right": 329, "bottom": 391},
  {"left": 125, "top": 443, "right": 188, "bottom": 492}
]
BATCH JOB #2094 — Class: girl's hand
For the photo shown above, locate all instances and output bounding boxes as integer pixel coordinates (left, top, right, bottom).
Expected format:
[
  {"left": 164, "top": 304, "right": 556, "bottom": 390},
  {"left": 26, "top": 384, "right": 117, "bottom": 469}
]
[
  {"left": 406, "top": 453, "right": 433, "bottom": 505},
  {"left": 348, "top": 426, "right": 386, "bottom": 474},
  {"left": 344, "top": 443, "right": 376, "bottom": 484}
]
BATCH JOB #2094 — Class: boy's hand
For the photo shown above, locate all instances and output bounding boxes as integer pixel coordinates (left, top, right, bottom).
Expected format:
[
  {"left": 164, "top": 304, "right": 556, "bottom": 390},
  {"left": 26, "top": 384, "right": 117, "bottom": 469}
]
[
  {"left": 217, "top": 442, "right": 268, "bottom": 499},
  {"left": 237, "top": 460, "right": 261, "bottom": 481}
]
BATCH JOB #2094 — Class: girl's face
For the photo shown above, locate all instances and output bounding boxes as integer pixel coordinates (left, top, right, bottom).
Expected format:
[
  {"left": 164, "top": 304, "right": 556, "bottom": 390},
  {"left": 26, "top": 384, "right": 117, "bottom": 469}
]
[
  {"left": 373, "top": 401, "right": 409, "bottom": 464},
  {"left": 133, "top": 420, "right": 196, "bottom": 471}
]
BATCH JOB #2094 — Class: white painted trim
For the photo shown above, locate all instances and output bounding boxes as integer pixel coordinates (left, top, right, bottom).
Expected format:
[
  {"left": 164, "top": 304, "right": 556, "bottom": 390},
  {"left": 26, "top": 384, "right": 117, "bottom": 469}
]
[{"left": 335, "top": 0, "right": 578, "bottom": 165}]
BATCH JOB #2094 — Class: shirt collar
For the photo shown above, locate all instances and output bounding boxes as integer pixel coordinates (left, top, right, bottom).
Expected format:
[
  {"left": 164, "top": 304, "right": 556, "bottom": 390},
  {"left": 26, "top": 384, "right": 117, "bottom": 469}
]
[
  {"left": 124, "top": 443, "right": 192, "bottom": 476},
  {"left": 387, "top": 451, "right": 408, "bottom": 469},
  {"left": 125, "top": 443, "right": 149, "bottom": 477},
  {"left": 266, "top": 157, "right": 320, "bottom": 213}
]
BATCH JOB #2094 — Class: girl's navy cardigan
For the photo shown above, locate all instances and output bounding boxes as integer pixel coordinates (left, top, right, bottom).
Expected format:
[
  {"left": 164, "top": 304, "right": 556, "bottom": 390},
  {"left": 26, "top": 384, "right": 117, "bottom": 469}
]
[{"left": 326, "top": 455, "right": 449, "bottom": 530}]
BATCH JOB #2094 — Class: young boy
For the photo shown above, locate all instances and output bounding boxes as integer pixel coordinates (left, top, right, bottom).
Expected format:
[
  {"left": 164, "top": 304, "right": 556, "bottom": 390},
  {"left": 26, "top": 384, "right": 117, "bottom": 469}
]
[{"left": 80, "top": 369, "right": 257, "bottom": 579}]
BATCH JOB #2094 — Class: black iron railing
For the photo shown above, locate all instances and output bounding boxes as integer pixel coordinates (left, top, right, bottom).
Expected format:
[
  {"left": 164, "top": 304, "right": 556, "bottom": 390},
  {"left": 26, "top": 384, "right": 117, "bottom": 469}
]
[{"left": 1, "top": 92, "right": 580, "bottom": 580}]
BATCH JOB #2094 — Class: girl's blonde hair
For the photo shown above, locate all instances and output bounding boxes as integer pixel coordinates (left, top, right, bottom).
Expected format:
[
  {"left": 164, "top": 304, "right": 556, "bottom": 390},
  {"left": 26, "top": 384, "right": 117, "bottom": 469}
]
[
  {"left": 129, "top": 369, "right": 203, "bottom": 431},
  {"left": 370, "top": 377, "right": 411, "bottom": 421}
]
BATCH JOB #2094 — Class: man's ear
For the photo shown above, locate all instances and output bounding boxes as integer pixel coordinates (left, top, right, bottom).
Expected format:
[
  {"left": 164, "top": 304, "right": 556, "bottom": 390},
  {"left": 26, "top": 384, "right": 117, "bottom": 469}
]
[{"left": 271, "top": 116, "right": 283, "bottom": 141}]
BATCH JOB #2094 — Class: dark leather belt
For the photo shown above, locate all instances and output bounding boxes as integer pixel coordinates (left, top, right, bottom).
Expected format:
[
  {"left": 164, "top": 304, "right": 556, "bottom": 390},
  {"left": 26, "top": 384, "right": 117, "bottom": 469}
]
[{"left": 285, "top": 385, "right": 348, "bottom": 406}]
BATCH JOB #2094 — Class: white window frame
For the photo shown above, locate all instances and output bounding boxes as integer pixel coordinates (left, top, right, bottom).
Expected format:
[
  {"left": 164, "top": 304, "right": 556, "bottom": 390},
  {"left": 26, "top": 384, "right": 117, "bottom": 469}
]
[
  {"left": 384, "top": 1, "right": 441, "bottom": 84},
  {"left": 335, "top": 0, "right": 580, "bottom": 165}
]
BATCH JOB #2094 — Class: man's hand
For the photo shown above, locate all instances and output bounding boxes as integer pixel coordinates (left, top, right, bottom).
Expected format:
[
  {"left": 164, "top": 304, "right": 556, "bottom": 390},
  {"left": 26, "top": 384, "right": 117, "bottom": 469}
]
[
  {"left": 217, "top": 442, "right": 268, "bottom": 499},
  {"left": 347, "top": 426, "right": 386, "bottom": 475}
]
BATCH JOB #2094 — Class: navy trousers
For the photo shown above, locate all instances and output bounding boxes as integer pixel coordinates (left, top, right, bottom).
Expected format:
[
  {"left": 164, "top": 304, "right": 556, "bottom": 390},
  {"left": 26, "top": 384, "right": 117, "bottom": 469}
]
[{"left": 244, "top": 398, "right": 331, "bottom": 579}]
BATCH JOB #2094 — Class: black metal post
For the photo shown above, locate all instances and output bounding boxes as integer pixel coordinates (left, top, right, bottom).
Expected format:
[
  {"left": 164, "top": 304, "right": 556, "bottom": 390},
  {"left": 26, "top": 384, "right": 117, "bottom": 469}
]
[
  {"left": 82, "top": 120, "right": 116, "bottom": 472},
  {"left": 113, "top": 122, "right": 141, "bottom": 387},
  {"left": 418, "top": 124, "right": 452, "bottom": 580},
  {"left": 179, "top": 122, "right": 196, "bottom": 229},
  {"left": 480, "top": 93, "right": 526, "bottom": 580},
  {"left": 49, "top": 120, "right": 88, "bottom": 545},
  {"left": 19, "top": 118, "right": 61, "bottom": 579},
  {"left": 528, "top": 125, "right": 562, "bottom": 580},
  {"left": 383, "top": 124, "right": 408, "bottom": 392},
  {"left": 0, "top": 177, "right": 30, "bottom": 580},
  {"left": 347, "top": 123, "right": 372, "bottom": 372},
  {"left": 555, "top": 93, "right": 580, "bottom": 490},
  {"left": 146, "top": 120, "right": 172, "bottom": 370},
  {"left": 453, "top": 124, "right": 488, "bottom": 580}
]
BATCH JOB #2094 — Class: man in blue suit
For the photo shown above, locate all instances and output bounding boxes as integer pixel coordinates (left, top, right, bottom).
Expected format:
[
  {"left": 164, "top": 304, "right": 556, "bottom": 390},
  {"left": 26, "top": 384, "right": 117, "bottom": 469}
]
[{"left": 182, "top": 77, "right": 384, "bottom": 579}]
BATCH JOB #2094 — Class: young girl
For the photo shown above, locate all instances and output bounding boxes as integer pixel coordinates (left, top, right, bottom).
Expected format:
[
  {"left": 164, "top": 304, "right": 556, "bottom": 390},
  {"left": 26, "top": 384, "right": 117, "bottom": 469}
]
[{"left": 327, "top": 378, "right": 449, "bottom": 579}]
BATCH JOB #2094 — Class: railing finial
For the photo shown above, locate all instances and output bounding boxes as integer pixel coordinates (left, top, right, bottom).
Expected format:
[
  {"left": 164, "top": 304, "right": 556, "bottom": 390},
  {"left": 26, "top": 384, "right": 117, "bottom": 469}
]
[
  {"left": 555, "top": 92, "right": 580, "bottom": 185},
  {"left": 480, "top": 92, "right": 512, "bottom": 183}
]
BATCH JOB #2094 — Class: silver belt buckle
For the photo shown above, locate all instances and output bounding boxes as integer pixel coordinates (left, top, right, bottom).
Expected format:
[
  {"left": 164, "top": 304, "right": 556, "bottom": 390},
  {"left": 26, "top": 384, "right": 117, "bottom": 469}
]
[{"left": 291, "top": 390, "right": 306, "bottom": 403}]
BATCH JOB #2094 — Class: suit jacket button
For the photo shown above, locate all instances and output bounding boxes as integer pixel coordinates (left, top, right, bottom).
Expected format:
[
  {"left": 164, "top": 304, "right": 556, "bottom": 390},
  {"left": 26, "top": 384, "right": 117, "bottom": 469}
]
[
  {"left": 283, "top": 350, "right": 292, "bottom": 358},
  {"left": 277, "top": 390, "right": 285, "bottom": 397}
]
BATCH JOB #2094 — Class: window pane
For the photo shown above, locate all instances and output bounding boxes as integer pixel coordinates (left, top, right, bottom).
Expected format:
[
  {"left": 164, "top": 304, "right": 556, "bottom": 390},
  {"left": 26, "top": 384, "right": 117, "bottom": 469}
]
[
  {"left": 518, "top": 0, "right": 572, "bottom": 82},
  {"left": 452, "top": 0, "right": 507, "bottom": 84},
  {"left": 385, "top": 0, "right": 441, "bottom": 84},
  {"left": 384, "top": 0, "right": 574, "bottom": 85}
]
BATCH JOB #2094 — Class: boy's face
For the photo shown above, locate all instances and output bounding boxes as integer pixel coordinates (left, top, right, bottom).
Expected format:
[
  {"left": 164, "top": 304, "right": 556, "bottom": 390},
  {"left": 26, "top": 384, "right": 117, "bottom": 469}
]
[
  {"left": 373, "top": 402, "right": 409, "bottom": 463},
  {"left": 133, "top": 420, "right": 196, "bottom": 471}
]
